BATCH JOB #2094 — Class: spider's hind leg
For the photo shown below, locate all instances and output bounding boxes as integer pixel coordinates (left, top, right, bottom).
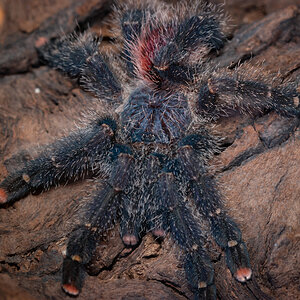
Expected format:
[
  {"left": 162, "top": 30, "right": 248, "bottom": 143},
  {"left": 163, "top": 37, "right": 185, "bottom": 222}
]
[
  {"left": 62, "top": 182, "right": 118, "bottom": 296},
  {"left": 158, "top": 172, "right": 217, "bottom": 299},
  {"left": 177, "top": 137, "right": 252, "bottom": 283},
  {"left": 63, "top": 150, "right": 134, "bottom": 295}
]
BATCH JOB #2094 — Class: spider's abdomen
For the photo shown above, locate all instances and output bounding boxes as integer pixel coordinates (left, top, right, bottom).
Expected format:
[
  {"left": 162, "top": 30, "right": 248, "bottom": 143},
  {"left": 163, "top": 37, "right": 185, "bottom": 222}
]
[{"left": 121, "top": 86, "right": 191, "bottom": 144}]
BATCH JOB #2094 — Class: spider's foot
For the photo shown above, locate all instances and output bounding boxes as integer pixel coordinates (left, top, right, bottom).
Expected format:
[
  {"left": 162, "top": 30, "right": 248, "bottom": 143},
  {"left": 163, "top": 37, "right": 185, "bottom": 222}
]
[
  {"left": 152, "top": 228, "right": 166, "bottom": 238},
  {"left": 0, "top": 188, "right": 8, "bottom": 204},
  {"left": 62, "top": 257, "right": 83, "bottom": 296},
  {"left": 120, "top": 194, "right": 142, "bottom": 247},
  {"left": 122, "top": 233, "right": 139, "bottom": 246},
  {"left": 208, "top": 216, "right": 252, "bottom": 282},
  {"left": 0, "top": 166, "right": 46, "bottom": 204},
  {"left": 234, "top": 267, "right": 252, "bottom": 282},
  {"left": 0, "top": 177, "right": 31, "bottom": 204},
  {"left": 62, "top": 283, "right": 80, "bottom": 297},
  {"left": 185, "top": 252, "right": 216, "bottom": 300},
  {"left": 225, "top": 241, "right": 252, "bottom": 282},
  {"left": 35, "top": 36, "right": 49, "bottom": 48}
]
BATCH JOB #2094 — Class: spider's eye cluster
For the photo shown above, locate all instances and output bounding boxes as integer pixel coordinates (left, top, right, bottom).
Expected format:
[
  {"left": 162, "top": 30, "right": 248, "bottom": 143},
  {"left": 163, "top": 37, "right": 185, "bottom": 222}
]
[{"left": 121, "top": 86, "right": 191, "bottom": 143}]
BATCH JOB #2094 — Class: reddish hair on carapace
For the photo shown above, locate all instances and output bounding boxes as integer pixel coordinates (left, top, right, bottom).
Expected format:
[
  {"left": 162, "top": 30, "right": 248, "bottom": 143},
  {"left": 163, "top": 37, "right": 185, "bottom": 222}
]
[{"left": 132, "top": 23, "right": 175, "bottom": 84}]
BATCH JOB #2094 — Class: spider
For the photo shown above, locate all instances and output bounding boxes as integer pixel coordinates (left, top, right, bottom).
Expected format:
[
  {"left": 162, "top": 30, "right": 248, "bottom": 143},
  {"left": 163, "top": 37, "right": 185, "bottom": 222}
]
[{"left": 0, "top": 0, "right": 299, "bottom": 299}]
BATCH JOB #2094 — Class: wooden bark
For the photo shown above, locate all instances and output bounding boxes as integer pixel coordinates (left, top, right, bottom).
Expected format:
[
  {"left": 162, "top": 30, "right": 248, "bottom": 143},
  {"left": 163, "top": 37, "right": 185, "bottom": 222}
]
[{"left": 0, "top": 1, "right": 299, "bottom": 299}]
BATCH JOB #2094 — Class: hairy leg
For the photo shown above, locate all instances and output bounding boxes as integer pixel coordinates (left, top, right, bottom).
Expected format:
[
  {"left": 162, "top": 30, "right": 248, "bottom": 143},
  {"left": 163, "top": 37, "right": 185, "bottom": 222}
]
[
  {"left": 144, "top": 155, "right": 167, "bottom": 236},
  {"left": 0, "top": 118, "right": 116, "bottom": 204},
  {"left": 63, "top": 149, "right": 134, "bottom": 295},
  {"left": 158, "top": 172, "right": 216, "bottom": 299},
  {"left": 120, "top": 8, "right": 145, "bottom": 75},
  {"left": 62, "top": 182, "right": 118, "bottom": 296},
  {"left": 150, "top": 14, "right": 225, "bottom": 87},
  {"left": 39, "top": 32, "right": 121, "bottom": 100},
  {"left": 197, "top": 76, "right": 300, "bottom": 119},
  {"left": 177, "top": 138, "right": 251, "bottom": 283}
]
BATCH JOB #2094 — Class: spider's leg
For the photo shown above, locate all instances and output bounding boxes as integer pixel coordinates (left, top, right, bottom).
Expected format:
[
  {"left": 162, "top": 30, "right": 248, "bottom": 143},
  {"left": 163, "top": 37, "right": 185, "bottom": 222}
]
[
  {"left": 175, "top": 14, "right": 225, "bottom": 51},
  {"left": 198, "top": 77, "right": 300, "bottom": 119},
  {"left": 39, "top": 32, "right": 121, "bottom": 100},
  {"left": 143, "top": 155, "right": 167, "bottom": 238},
  {"left": 151, "top": 14, "right": 225, "bottom": 86},
  {"left": 191, "top": 179, "right": 251, "bottom": 282},
  {"left": 185, "top": 251, "right": 216, "bottom": 300},
  {"left": 177, "top": 142, "right": 251, "bottom": 283},
  {"left": 157, "top": 13, "right": 225, "bottom": 65},
  {"left": 63, "top": 150, "right": 134, "bottom": 295},
  {"left": 119, "top": 156, "right": 151, "bottom": 246},
  {"left": 63, "top": 183, "right": 117, "bottom": 296},
  {"left": 120, "top": 8, "right": 145, "bottom": 75},
  {"left": 158, "top": 172, "right": 216, "bottom": 299},
  {"left": 119, "top": 192, "right": 144, "bottom": 246},
  {"left": 0, "top": 118, "right": 116, "bottom": 204},
  {"left": 93, "top": 143, "right": 141, "bottom": 246}
]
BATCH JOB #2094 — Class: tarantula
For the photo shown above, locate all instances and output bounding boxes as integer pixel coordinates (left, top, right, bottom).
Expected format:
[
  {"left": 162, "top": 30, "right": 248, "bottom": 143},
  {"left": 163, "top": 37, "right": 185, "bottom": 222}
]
[{"left": 0, "top": 0, "right": 299, "bottom": 299}]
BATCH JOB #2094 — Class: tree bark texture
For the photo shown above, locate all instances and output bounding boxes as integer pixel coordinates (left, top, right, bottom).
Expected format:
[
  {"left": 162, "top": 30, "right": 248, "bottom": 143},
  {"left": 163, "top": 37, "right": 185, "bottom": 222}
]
[{"left": 0, "top": 0, "right": 299, "bottom": 299}]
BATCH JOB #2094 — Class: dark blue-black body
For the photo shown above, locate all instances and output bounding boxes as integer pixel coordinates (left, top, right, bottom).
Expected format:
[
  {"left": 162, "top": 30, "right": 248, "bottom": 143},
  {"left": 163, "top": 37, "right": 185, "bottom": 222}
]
[
  {"left": 122, "top": 86, "right": 191, "bottom": 144},
  {"left": 1, "top": 1, "right": 299, "bottom": 298}
]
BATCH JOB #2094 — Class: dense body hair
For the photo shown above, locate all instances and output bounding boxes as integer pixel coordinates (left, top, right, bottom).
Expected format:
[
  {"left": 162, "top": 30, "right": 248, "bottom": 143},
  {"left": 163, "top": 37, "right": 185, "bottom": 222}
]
[{"left": 0, "top": 0, "right": 299, "bottom": 299}]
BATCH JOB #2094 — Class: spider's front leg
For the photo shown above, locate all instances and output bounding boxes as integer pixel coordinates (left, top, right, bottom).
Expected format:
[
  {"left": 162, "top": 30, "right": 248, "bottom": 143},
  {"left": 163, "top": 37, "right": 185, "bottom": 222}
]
[
  {"left": 129, "top": 5, "right": 226, "bottom": 89},
  {"left": 38, "top": 32, "right": 121, "bottom": 100},
  {"left": 0, "top": 118, "right": 116, "bottom": 204},
  {"left": 120, "top": 8, "right": 146, "bottom": 76},
  {"left": 197, "top": 75, "right": 300, "bottom": 119},
  {"left": 149, "top": 11, "right": 226, "bottom": 87}
]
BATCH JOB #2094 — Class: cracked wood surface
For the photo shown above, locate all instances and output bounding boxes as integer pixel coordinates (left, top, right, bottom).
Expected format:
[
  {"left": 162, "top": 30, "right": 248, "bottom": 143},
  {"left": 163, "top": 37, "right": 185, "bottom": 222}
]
[{"left": 0, "top": 0, "right": 300, "bottom": 299}]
